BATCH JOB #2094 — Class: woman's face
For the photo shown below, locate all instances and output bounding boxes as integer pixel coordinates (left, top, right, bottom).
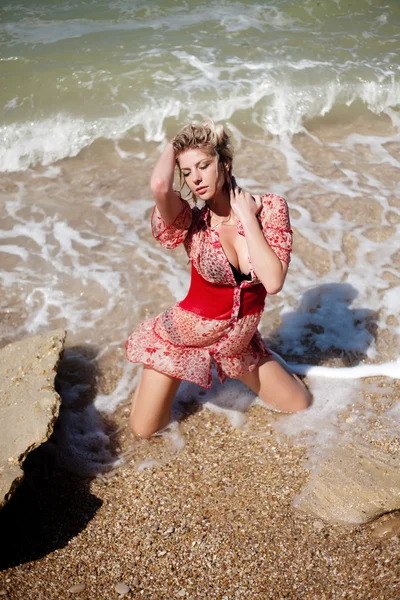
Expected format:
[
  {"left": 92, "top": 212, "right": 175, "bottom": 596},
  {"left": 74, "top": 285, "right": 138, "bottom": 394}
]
[{"left": 177, "top": 147, "right": 228, "bottom": 201}]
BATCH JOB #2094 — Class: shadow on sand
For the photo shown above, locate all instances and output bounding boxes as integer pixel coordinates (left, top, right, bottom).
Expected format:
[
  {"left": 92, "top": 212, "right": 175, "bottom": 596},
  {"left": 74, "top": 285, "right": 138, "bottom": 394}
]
[{"left": 0, "top": 345, "right": 120, "bottom": 570}]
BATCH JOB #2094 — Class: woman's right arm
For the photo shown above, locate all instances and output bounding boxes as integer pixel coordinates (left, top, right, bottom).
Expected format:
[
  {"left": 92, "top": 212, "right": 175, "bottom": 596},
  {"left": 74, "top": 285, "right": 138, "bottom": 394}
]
[{"left": 150, "top": 142, "right": 184, "bottom": 225}]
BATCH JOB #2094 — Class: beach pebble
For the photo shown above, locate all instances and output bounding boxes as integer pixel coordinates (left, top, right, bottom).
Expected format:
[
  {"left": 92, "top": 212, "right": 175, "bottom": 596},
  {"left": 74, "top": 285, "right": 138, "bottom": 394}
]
[
  {"left": 176, "top": 590, "right": 187, "bottom": 597},
  {"left": 0, "top": 590, "right": 8, "bottom": 596},
  {"left": 69, "top": 583, "right": 86, "bottom": 594},
  {"left": 115, "top": 582, "right": 130, "bottom": 595},
  {"left": 312, "top": 520, "right": 325, "bottom": 532},
  {"left": 371, "top": 516, "right": 400, "bottom": 540},
  {"left": 143, "top": 538, "right": 152, "bottom": 549},
  {"left": 164, "top": 526, "right": 174, "bottom": 535}
]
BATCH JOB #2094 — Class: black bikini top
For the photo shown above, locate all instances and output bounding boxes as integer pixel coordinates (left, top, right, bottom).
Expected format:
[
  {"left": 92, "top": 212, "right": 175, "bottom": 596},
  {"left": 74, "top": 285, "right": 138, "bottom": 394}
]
[{"left": 229, "top": 262, "right": 252, "bottom": 285}]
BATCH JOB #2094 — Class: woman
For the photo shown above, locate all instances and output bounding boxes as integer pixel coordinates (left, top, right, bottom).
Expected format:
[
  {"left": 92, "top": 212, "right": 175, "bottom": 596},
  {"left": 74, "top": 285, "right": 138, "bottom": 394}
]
[{"left": 126, "top": 121, "right": 311, "bottom": 438}]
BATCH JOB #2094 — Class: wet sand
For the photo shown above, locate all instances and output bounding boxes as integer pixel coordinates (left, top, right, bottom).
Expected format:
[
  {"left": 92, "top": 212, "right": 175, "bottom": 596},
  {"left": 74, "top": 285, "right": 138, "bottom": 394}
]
[{"left": 1, "top": 391, "right": 399, "bottom": 600}]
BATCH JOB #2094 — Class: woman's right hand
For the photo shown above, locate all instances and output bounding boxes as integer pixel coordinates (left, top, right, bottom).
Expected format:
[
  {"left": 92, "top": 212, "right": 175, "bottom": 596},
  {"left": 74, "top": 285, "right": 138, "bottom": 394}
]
[{"left": 229, "top": 176, "right": 262, "bottom": 225}]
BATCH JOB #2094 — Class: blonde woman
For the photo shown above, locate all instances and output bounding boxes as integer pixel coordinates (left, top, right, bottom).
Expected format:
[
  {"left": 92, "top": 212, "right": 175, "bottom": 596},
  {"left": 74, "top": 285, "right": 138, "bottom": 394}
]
[{"left": 126, "top": 122, "right": 311, "bottom": 437}]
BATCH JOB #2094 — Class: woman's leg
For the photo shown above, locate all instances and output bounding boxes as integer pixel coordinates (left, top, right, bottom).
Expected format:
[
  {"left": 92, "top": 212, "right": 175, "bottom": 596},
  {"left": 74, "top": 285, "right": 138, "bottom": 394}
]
[
  {"left": 238, "top": 357, "right": 311, "bottom": 413},
  {"left": 130, "top": 366, "right": 182, "bottom": 438}
]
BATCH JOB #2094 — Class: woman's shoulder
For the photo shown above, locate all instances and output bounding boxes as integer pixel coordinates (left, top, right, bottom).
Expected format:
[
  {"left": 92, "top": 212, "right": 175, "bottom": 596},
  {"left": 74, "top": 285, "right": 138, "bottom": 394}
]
[
  {"left": 260, "top": 193, "right": 288, "bottom": 208},
  {"left": 258, "top": 193, "right": 291, "bottom": 230}
]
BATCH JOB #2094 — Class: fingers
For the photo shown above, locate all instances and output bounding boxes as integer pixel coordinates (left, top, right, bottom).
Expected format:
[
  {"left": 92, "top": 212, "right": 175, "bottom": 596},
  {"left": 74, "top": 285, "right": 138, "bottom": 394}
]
[
  {"left": 253, "top": 194, "right": 262, "bottom": 213},
  {"left": 229, "top": 177, "right": 258, "bottom": 209},
  {"left": 231, "top": 177, "right": 249, "bottom": 198},
  {"left": 231, "top": 176, "right": 241, "bottom": 193}
]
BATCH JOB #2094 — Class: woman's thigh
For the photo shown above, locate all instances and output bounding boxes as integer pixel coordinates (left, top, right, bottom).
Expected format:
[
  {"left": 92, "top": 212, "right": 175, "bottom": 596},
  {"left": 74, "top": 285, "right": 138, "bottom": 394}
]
[
  {"left": 130, "top": 366, "right": 181, "bottom": 438},
  {"left": 238, "top": 357, "right": 311, "bottom": 413}
]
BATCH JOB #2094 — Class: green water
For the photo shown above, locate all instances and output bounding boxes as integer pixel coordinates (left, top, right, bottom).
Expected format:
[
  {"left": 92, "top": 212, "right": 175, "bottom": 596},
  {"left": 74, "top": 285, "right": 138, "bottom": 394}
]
[{"left": 1, "top": 0, "right": 399, "bottom": 169}]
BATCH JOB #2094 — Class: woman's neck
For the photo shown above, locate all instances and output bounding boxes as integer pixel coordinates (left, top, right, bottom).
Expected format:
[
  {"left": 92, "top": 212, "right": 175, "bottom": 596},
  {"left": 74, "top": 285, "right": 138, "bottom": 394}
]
[{"left": 206, "top": 189, "right": 231, "bottom": 217}]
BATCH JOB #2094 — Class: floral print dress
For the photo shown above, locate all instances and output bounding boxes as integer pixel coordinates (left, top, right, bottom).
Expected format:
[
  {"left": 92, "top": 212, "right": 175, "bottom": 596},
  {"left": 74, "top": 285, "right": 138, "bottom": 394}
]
[{"left": 126, "top": 194, "right": 292, "bottom": 388}]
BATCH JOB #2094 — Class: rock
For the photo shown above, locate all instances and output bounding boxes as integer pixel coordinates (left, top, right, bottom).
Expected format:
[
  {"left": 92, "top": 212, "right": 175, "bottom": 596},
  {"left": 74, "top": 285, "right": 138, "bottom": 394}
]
[
  {"left": 0, "top": 330, "right": 66, "bottom": 510},
  {"left": 115, "top": 582, "right": 130, "bottom": 595},
  {"left": 370, "top": 514, "right": 400, "bottom": 540},
  {"left": 295, "top": 436, "right": 400, "bottom": 525},
  {"left": 68, "top": 583, "right": 85, "bottom": 594},
  {"left": 312, "top": 520, "right": 325, "bottom": 532}
]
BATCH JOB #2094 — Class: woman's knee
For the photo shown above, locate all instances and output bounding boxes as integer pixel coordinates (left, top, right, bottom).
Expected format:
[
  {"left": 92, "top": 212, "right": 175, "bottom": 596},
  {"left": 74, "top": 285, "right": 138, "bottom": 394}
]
[
  {"left": 129, "top": 414, "right": 160, "bottom": 439},
  {"left": 286, "top": 386, "right": 312, "bottom": 413}
]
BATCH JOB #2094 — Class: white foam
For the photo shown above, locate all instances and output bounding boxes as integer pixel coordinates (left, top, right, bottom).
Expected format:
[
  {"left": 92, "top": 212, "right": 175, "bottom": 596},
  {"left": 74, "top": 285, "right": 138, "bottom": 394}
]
[
  {"left": 95, "top": 362, "right": 138, "bottom": 414},
  {"left": 0, "top": 103, "right": 183, "bottom": 171},
  {"left": 0, "top": 221, "right": 48, "bottom": 247},
  {"left": 200, "top": 379, "right": 253, "bottom": 429},
  {"left": 288, "top": 360, "right": 400, "bottom": 379},
  {"left": 385, "top": 403, "right": 400, "bottom": 423},
  {"left": 0, "top": 244, "right": 29, "bottom": 260},
  {"left": 1, "top": 77, "right": 400, "bottom": 172},
  {"left": 275, "top": 378, "right": 362, "bottom": 449},
  {"left": 4, "top": 98, "right": 18, "bottom": 110}
]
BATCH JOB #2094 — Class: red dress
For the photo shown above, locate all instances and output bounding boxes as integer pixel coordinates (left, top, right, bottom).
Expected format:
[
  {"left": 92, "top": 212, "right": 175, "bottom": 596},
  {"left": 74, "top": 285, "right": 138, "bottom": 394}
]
[{"left": 126, "top": 194, "right": 292, "bottom": 388}]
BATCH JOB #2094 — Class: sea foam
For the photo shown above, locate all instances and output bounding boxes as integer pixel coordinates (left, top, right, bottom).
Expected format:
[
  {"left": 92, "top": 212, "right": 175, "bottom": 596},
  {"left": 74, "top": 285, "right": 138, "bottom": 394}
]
[{"left": 1, "top": 78, "right": 399, "bottom": 172}]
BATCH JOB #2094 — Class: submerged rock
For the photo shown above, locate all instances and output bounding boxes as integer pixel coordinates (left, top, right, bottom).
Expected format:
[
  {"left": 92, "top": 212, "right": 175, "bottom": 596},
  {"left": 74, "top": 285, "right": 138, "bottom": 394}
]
[
  {"left": 0, "top": 330, "right": 66, "bottom": 510},
  {"left": 295, "top": 433, "right": 400, "bottom": 525},
  {"left": 370, "top": 513, "right": 400, "bottom": 540}
]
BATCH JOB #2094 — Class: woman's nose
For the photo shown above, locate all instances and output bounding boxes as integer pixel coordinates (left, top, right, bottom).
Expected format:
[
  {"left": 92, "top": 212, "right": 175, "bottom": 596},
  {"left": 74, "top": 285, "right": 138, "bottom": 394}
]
[{"left": 192, "top": 169, "right": 202, "bottom": 183}]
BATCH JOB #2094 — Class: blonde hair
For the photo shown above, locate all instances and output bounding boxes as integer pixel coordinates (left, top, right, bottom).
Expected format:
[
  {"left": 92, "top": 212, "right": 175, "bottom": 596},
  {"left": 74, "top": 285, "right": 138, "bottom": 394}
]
[{"left": 172, "top": 121, "right": 233, "bottom": 172}]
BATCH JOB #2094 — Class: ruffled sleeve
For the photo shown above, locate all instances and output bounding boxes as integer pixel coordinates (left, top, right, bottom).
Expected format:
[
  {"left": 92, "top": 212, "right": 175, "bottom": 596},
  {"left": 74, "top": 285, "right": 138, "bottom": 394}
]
[
  {"left": 151, "top": 197, "right": 193, "bottom": 249},
  {"left": 258, "top": 194, "right": 293, "bottom": 264}
]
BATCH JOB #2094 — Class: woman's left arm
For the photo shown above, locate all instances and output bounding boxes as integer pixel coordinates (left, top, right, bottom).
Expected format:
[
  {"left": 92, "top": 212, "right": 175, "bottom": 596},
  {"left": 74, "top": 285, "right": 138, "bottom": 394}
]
[{"left": 230, "top": 186, "right": 289, "bottom": 294}]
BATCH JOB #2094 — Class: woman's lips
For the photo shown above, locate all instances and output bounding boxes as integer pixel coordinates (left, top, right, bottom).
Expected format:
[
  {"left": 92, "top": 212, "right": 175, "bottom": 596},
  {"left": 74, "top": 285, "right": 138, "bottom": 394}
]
[{"left": 196, "top": 186, "right": 208, "bottom": 194}]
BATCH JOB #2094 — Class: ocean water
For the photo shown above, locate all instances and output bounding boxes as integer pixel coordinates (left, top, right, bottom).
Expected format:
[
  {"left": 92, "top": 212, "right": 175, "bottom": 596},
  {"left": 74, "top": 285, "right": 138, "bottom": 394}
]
[
  {"left": 1, "top": 0, "right": 400, "bottom": 169},
  {"left": 0, "top": 0, "right": 399, "bottom": 476}
]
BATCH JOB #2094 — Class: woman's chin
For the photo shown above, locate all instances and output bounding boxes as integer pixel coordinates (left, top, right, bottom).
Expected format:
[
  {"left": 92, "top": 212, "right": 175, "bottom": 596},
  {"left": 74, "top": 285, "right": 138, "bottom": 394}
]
[{"left": 196, "top": 191, "right": 213, "bottom": 201}]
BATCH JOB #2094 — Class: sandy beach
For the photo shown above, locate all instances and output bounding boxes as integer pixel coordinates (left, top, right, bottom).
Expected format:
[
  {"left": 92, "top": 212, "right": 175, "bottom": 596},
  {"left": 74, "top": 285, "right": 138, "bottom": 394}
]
[{"left": 1, "top": 381, "right": 399, "bottom": 600}]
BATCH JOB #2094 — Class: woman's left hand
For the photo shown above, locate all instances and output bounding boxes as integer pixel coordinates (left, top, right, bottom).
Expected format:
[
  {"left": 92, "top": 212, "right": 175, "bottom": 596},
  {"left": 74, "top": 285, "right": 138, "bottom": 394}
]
[{"left": 229, "top": 176, "right": 262, "bottom": 223}]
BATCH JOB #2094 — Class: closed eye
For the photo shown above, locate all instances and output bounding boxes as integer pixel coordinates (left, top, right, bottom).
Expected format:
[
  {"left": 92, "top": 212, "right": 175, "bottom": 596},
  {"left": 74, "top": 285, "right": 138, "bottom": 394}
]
[{"left": 181, "top": 162, "right": 210, "bottom": 178}]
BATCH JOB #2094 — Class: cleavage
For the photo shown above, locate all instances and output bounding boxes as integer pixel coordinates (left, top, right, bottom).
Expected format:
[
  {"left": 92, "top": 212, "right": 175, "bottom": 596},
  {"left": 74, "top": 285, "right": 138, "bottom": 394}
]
[{"left": 216, "top": 224, "right": 251, "bottom": 276}]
